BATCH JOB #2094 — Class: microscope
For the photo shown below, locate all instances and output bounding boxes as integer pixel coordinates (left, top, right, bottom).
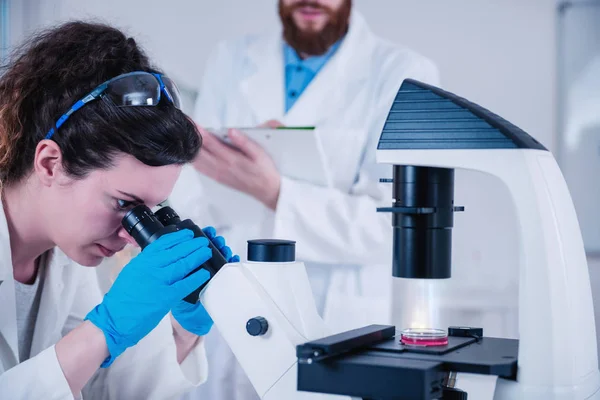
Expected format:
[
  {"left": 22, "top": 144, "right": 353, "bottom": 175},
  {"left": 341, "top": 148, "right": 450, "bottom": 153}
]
[
  {"left": 122, "top": 79, "right": 600, "bottom": 399},
  {"left": 295, "top": 79, "right": 600, "bottom": 399}
]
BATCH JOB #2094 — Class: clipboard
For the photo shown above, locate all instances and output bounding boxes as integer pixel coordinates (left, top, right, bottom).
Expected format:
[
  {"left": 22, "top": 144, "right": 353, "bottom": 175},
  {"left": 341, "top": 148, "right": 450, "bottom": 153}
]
[{"left": 208, "top": 127, "right": 332, "bottom": 187}]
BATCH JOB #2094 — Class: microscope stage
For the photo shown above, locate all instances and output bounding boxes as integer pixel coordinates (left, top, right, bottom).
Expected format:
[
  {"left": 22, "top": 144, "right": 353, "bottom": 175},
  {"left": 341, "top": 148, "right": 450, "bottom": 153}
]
[{"left": 297, "top": 325, "right": 518, "bottom": 400}]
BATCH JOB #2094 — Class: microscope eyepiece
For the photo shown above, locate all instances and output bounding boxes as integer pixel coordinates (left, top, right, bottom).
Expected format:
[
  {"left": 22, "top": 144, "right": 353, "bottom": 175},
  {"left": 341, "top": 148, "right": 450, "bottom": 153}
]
[
  {"left": 122, "top": 205, "right": 168, "bottom": 249},
  {"left": 121, "top": 204, "right": 229, "bottom": 304},
  {"left": 154, "top": 206, "right": 182, "bottom": 227}
]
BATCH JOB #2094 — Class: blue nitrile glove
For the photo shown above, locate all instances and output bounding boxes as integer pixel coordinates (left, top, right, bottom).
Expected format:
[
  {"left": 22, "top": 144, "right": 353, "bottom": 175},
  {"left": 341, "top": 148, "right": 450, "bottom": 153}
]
[
  {"left": 202, "top": 226, "right": 241, "bottom": 263},
  {"left": 170, "top": 226, "right": 240, "bottom": 336},
  {"left": 85, "top": 229, "right": 212, "bottom": 367}
]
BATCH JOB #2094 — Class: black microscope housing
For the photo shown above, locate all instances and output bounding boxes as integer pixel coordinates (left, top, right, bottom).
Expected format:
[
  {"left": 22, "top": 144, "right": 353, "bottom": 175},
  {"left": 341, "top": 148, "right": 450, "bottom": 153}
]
[
  {"left": 379, "top": 165, "right": 462, "bottom": 279},
  {"left": 121, "top": 205, "right": 228, "bottom": 303}
]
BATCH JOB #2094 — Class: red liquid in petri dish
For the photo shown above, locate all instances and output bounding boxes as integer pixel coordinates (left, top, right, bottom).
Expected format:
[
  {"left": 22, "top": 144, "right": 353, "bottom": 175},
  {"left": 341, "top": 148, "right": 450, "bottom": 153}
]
[{"left": 400, "top": 328, "right": 448, "bottom": 346}]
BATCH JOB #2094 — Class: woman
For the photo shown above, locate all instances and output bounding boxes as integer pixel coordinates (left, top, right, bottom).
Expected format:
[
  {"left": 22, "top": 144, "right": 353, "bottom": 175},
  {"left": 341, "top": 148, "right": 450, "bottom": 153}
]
[{"left": 0, "top": 21, "right": 234, "bottom": 399}]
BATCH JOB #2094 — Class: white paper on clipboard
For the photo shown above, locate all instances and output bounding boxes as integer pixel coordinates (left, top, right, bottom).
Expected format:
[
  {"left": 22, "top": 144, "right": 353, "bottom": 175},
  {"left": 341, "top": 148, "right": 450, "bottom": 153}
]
[{"left": 208, "top": 127, "right": 332, "bottom": 187}]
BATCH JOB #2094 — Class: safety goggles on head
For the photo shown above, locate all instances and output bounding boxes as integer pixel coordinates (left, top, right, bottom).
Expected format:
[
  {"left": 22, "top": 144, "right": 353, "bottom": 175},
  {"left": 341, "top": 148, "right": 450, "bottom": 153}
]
[{"left": 45, "top": 71, "right": 182, "bottom": 140}]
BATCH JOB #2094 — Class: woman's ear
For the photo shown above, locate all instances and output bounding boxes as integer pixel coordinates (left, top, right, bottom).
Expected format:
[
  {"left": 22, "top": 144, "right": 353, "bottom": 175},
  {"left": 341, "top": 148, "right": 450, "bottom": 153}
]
[{"left": 33, "top": 140, "right": 64, "bottom": 187}]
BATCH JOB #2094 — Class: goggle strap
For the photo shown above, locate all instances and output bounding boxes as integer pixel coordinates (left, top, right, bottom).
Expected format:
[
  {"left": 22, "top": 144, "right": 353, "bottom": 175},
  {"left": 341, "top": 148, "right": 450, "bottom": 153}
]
[{"left": 45, "top": 91, "right": 102, "bottom": 139}]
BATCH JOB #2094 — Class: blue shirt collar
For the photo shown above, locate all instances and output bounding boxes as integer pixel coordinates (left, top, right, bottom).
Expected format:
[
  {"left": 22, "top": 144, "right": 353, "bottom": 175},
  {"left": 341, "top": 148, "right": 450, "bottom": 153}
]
[{"left": 283, "top": 39, "right": 343, "bottom": 73}]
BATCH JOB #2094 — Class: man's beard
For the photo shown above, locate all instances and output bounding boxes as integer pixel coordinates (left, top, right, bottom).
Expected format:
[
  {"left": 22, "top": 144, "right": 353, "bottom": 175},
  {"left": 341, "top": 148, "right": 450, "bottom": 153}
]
[{"left": 279, "top": 0, "right": 352, "bottom": 56}]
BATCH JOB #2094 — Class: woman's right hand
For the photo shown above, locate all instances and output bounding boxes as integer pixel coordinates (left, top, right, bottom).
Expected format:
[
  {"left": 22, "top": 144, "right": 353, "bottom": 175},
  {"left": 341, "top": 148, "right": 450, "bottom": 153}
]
[{"left": 85, "top": 229, "right": 212, "bottom": 367}]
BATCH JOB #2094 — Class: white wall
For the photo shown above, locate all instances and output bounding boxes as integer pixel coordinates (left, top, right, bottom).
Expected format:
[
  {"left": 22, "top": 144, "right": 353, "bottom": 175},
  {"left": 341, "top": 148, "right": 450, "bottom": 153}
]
[
  {"left": 12, "top": 0, "right": 280, "bottom": 92},
  {"left": 361, "top": 0, "right": 557, "bottom": 150},
  {"left": 13, "top": 0, "right": 557, "bottom": 149},
  {"left": 558, "top": 2, "right": 600, "bottom": 253}
]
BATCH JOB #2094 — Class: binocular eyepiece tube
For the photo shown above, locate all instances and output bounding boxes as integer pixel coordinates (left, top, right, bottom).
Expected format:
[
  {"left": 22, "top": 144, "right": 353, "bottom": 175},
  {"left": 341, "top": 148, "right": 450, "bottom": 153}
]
[{"left": 122, "top": 205, "right": 228, "bottom": 303}]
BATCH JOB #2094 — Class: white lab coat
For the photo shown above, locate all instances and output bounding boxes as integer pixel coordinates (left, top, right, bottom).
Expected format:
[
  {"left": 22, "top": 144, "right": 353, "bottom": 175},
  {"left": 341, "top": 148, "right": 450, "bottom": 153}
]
[
  {"left": 171, "top": 11, "right": 439, "bottom": 400},
  {"left": 0, "top": 206, "right": 209, "bottom": 399}
]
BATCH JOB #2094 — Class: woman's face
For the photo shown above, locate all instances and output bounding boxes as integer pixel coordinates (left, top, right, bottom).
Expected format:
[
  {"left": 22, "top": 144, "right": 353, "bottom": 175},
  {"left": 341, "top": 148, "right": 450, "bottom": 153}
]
[{"left": 43, "top": 153, "right": 182, "bottom": 266}]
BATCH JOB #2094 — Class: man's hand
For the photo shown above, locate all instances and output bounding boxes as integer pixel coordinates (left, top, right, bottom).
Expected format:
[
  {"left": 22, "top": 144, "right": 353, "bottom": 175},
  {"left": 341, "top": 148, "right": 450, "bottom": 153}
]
[
  {"left": 192, "top": 126, "right": 281, "bottom": 210},
  {"left": 258, "top": 119, "right": 284, "bottom": 128}
]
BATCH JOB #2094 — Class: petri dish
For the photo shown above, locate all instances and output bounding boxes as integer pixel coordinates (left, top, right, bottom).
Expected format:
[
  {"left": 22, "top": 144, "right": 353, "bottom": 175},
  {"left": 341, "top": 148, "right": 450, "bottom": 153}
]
[{"left": 400, "top": 328, "right": 448, "bottom": 346}]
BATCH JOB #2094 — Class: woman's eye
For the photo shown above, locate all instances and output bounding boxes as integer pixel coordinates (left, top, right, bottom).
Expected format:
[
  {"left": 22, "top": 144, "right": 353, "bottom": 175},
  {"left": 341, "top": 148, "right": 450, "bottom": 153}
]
[{"left": 115, "top": 199, "right": 134, "bottom": 211}]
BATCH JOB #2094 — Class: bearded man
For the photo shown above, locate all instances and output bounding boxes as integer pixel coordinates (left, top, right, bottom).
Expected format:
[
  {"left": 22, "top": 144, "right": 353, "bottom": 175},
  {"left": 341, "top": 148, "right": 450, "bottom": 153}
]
[{"left": 174, "top": 2, "right": 440, "bottom": 399}]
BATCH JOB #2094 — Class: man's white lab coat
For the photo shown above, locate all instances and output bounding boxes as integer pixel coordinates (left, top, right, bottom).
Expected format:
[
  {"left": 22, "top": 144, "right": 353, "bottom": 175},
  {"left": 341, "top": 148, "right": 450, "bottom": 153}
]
[{"left": 170, "top": 10, "right": 440, "bottom": 400}]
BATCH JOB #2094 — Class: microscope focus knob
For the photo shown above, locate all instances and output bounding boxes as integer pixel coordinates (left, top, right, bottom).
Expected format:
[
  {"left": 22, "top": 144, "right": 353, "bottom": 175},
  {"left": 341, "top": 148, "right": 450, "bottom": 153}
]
[{"left": 246, "top": 317, "right": 269, "bottom": 336}]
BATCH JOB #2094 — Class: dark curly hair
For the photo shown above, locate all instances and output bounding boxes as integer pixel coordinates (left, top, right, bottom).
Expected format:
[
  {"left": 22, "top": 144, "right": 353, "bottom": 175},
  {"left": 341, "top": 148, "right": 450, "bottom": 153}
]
[{"left": 0, "top": 21, "right": 201, "bottom": 186}]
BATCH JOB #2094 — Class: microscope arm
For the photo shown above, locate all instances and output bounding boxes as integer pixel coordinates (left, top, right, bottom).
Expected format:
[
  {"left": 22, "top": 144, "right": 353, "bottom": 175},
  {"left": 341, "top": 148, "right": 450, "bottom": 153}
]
[
  {"left": 199, "top": 260, "right": 352, "bottom": 400},
  {"left": 377, "top": 148, "right": 600, "bottom": 399}
]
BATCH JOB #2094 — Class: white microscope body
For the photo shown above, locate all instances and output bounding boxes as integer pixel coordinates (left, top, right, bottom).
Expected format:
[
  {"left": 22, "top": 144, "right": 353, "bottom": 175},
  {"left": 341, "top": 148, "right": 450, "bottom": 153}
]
[{"left": 199, "top": 241, "right": 349, "bottom": 400}]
